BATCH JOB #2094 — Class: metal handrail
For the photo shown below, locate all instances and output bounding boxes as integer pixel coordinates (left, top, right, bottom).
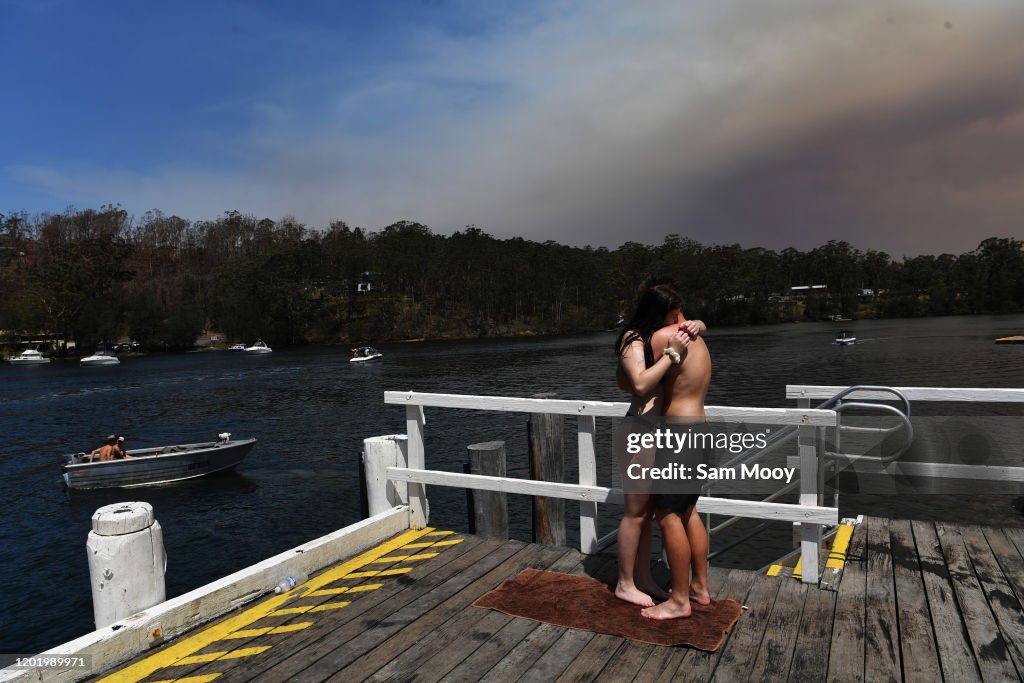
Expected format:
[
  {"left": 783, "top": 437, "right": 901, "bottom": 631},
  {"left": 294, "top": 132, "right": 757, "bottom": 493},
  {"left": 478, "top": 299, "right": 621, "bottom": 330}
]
[
  {"left": 818, "top": 385, "right": 911, "bottom": 417},
  {"left": 826, "top": 402, "right": 915, "bottom": 466},
  {"left": 710, "top": 385, "right": 910, "bottom": 477},
  {"left": 706, "top": 385, "right": 914, "bottom": 541}
]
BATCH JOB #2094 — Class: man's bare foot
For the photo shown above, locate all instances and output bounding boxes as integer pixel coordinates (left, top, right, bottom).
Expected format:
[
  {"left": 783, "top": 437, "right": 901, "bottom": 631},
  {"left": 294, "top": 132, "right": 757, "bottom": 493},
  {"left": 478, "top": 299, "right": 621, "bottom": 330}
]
[
  {"left": 689, "top": 582, "right": 711, "bottom": 605},
  {"left": 637, "top": 580, "right": 669, "bottom": 602},
  {"left": 615, "top": 582, "right": 656, "bottom": 607},
  {"left": 641, "top": 598, "right": 692, "bottom": 620}
]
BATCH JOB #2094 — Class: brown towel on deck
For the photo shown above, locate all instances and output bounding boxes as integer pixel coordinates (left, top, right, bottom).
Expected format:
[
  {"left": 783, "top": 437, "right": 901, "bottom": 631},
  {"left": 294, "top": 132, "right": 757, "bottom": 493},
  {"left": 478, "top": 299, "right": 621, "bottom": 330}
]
[{"left": 474, "top": 568, "right": 742, "bottom": 651}]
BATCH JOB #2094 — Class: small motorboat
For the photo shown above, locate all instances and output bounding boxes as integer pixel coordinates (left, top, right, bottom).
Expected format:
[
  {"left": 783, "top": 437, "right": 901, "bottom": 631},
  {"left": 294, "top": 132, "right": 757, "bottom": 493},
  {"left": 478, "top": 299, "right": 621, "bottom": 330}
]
[
  {"left": 62, "top": 433, "right": 257, "bottom": 489},
  {"left": 350, "top": 346, "right": 383, "bottom": 362},
  {"left": 228, "top": 343, "right": 247, "bottom": 352},
  {"left": 81, "top": 349, "right": 120, "bottom": 366},
  {"left": 829, "top": 315, "right": 852, "bottom": 322},
  {"left": 245, "top": 340, "right": 272, "bottom": 354},
  {"left": 835, "top": 330, "right": 857, "bottom": 346},
  {"left": 8, "top": 347, "right": 51, "bottom": 365},
  {"left": 995, "top": 336, "right": 1024, "bottom": 344}
]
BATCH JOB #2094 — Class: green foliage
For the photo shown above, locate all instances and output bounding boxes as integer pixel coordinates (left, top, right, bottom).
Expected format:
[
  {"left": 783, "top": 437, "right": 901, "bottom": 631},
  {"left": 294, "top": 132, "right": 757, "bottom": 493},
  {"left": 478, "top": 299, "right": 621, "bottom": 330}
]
[{"left": 1, "top": 206, "right": 1022, "bottom": 348}]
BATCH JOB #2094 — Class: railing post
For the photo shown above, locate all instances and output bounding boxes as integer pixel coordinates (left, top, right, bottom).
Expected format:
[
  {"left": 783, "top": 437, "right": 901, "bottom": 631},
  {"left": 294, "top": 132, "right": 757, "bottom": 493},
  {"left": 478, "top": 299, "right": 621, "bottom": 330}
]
[
  {"left": 798, "top": 398, "right": 821, "bottom": 584},
  {"left": 466, "top": 441, "right": 509, "bottom": 539},
  {"left": 577, "top": 414, "right": 598, "bottom": 554},
  {"left": 528, "top": 398, "right": 566, "bottom": 546},
  {"left": 405, "top": 405, "right": 429, "bottom": 528}
]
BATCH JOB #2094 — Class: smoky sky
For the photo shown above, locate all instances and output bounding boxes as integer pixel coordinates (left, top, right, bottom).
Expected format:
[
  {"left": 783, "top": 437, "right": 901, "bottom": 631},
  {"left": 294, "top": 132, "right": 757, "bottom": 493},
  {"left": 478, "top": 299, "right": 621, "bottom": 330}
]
[
  {"left": 7, "top": 1, "right": 1024, "bottom": 256},
  {"left": 418, "top": 1, "right": 1024, "bottom": 256}
]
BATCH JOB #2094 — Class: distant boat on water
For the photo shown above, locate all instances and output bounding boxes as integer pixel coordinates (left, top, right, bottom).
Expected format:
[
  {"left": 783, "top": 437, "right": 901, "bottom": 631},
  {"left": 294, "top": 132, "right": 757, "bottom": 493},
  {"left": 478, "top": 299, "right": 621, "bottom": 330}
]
[
  {"left": 81, "top": 349, "right": 120, "bottom": 366},
  {"left": 350, "top": 346, "right": 383, "bottom": 362},
  {"left": 245, "top": 340, "right": 272, "bottom": 354},
  {"left": 995, "top": 336, "right": 1024, "bottom": 344},
  {"left": 8, "top": 347, "right": 51, "bottom": 365},
  {"left": 834, "top": 330, "right": 857, "bottom": 346}
]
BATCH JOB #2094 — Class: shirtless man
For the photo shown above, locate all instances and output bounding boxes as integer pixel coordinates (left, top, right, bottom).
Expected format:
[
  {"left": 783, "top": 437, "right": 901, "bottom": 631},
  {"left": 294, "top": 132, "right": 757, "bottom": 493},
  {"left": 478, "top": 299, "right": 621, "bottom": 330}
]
[
  {"left": 89, "top": 435, "right": 118, "bottom": 463},
  {"left": 641, "top": 322, "right": 712, "bottom": 620}
]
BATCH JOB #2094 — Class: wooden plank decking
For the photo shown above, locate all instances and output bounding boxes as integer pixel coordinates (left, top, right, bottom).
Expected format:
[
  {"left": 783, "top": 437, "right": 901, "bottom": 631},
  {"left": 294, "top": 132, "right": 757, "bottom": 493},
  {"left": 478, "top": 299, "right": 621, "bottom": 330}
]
[{"left": 96, "top": 517, "right": 1024, "bottom": 682}]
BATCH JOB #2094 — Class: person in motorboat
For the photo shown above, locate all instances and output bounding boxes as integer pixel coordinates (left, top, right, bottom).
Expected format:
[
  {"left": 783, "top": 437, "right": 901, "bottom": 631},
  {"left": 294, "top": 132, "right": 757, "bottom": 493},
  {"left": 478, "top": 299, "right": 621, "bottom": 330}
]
[
  {"left": 614, "top": 280, "right": 705, "bottom": 608},
  {"left": 113, "top": 435, "right": 130, "bottom": 459},
  {"left": 89, "top": 435, "right": 118, "bottom": 462}
]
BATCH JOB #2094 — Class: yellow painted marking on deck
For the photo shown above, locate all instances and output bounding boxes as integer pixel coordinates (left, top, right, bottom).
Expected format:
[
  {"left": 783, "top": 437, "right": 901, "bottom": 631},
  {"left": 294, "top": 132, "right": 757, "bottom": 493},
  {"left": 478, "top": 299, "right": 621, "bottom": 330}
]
[
  {"left": 150, "top": 675, "right": 222, "bottom": 683},
  {"left": 368, "top": 552, "right": 439, "bottom": 563},
  {"left": 403, "top": 539, "right": 463, "bottom": 548},
  {"left": 826, "top": 524, "right": 855, "bottom": 570},
  {"left": 96, "top": 527, "right": 435, "bottom": 683},
  {"left": 770, "top": 528, "right": 856, "bottom": 581},
  {"left": 223, "top": 622, "right": 314, "bottom": 639},
  {"left": 175, "top": 646, "right": 271, "bottom": 665},
  {"left": 345, "top": 567, "right": 413, "bottom": 579},
  {"left": 424, "top": 530, "right": 454, "bottom": 536},
  {"left": 309, "top": 583, "right": 383, "bottom": 597},
  {"left": 269, "top": 600, "right": 351, "bottom": 616}
]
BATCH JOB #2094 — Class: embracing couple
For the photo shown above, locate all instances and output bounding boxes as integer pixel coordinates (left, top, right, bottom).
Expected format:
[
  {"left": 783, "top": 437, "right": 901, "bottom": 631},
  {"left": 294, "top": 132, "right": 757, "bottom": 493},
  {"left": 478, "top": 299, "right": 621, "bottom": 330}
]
[{"left": 614, "top": 280, "right": 712, "bottom": 620}]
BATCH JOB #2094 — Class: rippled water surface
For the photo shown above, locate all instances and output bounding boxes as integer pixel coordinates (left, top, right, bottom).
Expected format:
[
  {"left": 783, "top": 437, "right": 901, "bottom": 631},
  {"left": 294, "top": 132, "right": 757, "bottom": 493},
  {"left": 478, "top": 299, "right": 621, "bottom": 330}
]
[{"left": 3, "top": 314, "right": 1024, "bottom": 653}]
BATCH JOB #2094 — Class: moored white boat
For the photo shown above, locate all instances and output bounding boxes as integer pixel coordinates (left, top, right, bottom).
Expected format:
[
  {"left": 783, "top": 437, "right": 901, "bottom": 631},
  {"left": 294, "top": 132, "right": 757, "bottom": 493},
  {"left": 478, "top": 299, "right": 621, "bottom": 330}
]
[
  {"left": 62, "top": 434, "right": 257, "bottom": 489},
  {"left": 350, "top": 346, "right": 383, "bottom": 362},
  {"left": 245, "top": 340, "right": 272, "bottom": 354},
  {"left": 81, "top": 349, "right": 120, "bottom": 366},
  {"left": 228, "top": 343, "right": 247, "bottom": 352},
  {"left": 8, "top": 348, "right": 51, "bottom": 365}
]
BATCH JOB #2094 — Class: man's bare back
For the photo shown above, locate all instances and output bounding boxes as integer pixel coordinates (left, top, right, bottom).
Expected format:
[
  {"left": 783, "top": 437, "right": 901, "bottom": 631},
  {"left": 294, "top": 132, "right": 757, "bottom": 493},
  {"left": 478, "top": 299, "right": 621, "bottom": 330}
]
[
  {"left": 639, "top": 322, "right": 713, "bottom": 622},
  {"left": 651, "top": 324, "right": 711, "bottom": 417}
]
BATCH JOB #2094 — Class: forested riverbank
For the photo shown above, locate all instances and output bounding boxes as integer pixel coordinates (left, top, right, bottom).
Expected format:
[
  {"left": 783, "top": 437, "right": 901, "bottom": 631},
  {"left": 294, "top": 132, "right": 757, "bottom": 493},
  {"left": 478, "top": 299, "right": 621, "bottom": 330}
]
[{"left": 1, "top": 206, "right": 1023, "bottom": 349}]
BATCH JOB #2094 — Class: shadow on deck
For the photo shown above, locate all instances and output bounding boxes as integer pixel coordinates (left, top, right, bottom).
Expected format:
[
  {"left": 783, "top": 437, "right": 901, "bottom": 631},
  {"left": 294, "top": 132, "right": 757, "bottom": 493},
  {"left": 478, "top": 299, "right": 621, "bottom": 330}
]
[{"left": 95, "top": 517, "right": 1024, "bottom": 682}]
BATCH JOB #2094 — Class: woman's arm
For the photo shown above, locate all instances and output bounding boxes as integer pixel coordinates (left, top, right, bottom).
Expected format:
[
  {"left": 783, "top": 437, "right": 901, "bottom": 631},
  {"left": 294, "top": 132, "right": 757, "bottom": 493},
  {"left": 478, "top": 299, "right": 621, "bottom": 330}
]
[{"left": 618, "top": 332, "right": 687, "bottom": 397}]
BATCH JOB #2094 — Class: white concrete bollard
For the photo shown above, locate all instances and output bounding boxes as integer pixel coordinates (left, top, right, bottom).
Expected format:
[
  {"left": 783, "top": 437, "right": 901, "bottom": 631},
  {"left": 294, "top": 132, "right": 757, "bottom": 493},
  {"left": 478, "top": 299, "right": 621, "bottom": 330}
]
[
  {"left": 363, "top": 435, "right": 410, "bottom": 516},
  {"left": 87, "top": 502, "right": 167, "bottom": 629}
]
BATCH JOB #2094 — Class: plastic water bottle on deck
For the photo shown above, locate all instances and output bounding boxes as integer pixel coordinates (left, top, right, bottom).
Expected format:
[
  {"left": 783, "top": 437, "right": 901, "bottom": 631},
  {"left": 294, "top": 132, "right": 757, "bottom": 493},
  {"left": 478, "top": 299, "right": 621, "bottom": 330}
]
[{"left": 273, "top": 571, "right": 309, "bottom": 594}]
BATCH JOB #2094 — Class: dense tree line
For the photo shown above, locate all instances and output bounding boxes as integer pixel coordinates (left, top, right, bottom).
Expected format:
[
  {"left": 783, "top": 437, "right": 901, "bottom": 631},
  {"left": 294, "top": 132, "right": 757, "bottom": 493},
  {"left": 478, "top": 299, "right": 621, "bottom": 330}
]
[{"left": 1, "top": 206, "right": 1022, "bottom": 350}]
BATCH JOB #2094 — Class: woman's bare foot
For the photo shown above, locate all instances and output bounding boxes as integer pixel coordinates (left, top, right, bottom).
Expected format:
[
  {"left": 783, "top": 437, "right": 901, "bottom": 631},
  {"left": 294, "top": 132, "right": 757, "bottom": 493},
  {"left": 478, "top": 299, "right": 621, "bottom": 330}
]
[
  {"left": 638, "top": 580, "right": 669, "bottom": 602},
  {"left": 615, "top": 581, "right": 656, "bottom": 607},
  {"left": 689, "top": 582, "right": 711, "bottom": 605},
  {"left": 641, "top": 598, "right": 692, "bottom": 620}
]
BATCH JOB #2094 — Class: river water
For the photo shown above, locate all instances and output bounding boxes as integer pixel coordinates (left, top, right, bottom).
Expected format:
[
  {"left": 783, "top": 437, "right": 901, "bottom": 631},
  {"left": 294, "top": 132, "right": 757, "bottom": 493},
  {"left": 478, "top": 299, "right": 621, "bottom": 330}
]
[{"left": 2, "top": 314, "right": 1024, "bottom": 654}]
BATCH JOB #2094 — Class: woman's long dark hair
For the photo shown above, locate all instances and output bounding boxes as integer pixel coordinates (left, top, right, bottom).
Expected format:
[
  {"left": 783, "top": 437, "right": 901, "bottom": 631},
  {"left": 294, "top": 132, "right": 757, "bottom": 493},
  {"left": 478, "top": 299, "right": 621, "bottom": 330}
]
[{"left": 615, "top": 281, "right": 683, "bottom": 356}]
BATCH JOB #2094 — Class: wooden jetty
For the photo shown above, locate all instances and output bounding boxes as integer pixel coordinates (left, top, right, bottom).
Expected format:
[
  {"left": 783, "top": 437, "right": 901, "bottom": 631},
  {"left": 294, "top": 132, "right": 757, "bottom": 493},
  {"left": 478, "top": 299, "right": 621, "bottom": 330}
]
[
  {"left": 10, "top": 385, "right": 1024, "bottom": 682},
  {"left": 85, "top": 515, "right": 1024, "bottom": 682}
]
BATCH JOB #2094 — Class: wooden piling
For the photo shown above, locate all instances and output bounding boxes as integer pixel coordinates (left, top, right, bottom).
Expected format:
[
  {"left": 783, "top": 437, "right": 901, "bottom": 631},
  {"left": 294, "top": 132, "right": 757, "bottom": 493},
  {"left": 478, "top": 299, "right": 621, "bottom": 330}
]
[
  {"left": 362, "top": 435, "right": 409, "bottom": 517},
  {"left": 466, "top": 441, "right": 509, "bottom": 539},
  {"left": 528, "top": 395, "right": 566, "bottom": 546}
]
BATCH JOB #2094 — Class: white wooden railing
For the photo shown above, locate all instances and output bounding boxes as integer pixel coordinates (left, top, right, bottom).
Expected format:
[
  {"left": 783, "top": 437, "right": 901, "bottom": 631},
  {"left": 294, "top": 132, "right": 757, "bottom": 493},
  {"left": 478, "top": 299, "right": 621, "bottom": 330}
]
[
  {"left": 377, "top": 391, "right": 840, "bottom": 584},
  {"left": 788, "top": 385, "right": 1024, "bottom": 403}
]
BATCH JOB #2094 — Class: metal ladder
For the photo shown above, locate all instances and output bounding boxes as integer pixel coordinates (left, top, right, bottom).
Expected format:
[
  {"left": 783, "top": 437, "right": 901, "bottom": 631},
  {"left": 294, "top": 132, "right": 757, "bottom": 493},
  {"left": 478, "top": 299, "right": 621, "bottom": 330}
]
[{"left": 703, "top": 385, "right": 914, "bottom": 565}]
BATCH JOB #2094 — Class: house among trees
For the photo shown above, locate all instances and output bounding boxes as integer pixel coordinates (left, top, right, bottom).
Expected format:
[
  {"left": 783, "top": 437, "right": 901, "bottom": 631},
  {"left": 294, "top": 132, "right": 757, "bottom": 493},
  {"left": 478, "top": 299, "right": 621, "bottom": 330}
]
[{"left": 357, "top": 271, "right": 380, "bottom": 294}]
